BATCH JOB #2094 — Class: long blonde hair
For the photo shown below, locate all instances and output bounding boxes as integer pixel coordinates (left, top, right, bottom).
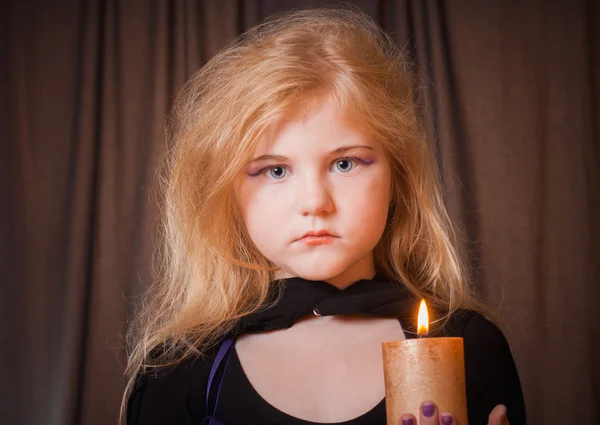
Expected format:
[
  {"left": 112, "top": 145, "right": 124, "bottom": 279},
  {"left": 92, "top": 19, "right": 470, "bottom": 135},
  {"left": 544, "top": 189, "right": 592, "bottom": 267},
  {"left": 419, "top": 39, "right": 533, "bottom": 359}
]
[{"left": 120, "top": 6, "right": 489, "bottom": 423}]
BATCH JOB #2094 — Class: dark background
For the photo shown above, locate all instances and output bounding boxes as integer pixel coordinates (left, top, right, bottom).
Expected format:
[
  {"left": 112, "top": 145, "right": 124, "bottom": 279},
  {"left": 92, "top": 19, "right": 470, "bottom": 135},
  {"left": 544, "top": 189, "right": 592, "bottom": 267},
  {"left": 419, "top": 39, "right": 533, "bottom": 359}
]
[{"left": 1, "top": 1, "right": 598, "bottom": 424}]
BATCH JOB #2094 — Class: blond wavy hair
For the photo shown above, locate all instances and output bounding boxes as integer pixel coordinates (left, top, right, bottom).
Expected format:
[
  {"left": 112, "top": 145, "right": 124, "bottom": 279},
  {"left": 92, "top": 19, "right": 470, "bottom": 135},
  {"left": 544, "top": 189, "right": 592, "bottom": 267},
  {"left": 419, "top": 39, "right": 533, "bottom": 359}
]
[{"left": 120, "top": 6, "right": 491, "bottom": 424}]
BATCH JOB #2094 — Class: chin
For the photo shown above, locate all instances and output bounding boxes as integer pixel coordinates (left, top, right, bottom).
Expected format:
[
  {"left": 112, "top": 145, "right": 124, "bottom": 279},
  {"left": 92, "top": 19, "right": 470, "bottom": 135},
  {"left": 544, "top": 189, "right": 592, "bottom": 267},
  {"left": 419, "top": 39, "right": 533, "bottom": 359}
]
[{"left": 286, "top": 260, "right": 353, "bottom": 282}]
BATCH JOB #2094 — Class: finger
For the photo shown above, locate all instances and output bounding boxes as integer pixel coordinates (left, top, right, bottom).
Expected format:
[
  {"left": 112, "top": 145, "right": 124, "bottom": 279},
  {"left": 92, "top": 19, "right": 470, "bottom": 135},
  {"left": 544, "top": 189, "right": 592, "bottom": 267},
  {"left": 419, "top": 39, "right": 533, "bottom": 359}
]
[
  {"left": 439, "top": 411, "right": 458, "bottom": 425},
  {"left": 419, "top": 401, "right": 439, "bottom": 425},
  {"left": 399, "top": 413, "right": 417, "bottom": 425},
  {"left": 487, "top": 404, "right": 509, "bottom": 425}
]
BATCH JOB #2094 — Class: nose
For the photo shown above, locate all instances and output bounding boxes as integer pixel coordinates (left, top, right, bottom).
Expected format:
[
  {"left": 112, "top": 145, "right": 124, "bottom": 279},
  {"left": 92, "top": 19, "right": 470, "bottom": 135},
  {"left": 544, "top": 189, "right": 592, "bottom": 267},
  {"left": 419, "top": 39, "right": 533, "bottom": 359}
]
[{"left": 298, "top": 173, "right": 335, "bottom": 216}]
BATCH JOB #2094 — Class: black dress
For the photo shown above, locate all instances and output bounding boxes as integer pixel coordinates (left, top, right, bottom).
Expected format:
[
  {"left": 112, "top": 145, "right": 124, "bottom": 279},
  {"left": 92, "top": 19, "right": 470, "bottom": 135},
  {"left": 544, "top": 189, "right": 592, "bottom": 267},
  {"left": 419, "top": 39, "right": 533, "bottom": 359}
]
[{"left": 126, "top": 276, "right": 527, "bottom": 425}]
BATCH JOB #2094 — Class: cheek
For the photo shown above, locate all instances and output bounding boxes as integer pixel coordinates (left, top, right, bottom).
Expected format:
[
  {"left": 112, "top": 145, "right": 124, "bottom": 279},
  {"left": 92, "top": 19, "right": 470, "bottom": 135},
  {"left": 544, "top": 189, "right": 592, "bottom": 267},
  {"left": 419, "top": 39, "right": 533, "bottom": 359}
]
[
  {"left": 335, "top": 182, "right": 390, "bottom": 250},
  {"left": 339, "top": 169, "right": 391, "bottom": 222},
  {"left": 236, "top": 181, "right": 287, "bottom": 245}
]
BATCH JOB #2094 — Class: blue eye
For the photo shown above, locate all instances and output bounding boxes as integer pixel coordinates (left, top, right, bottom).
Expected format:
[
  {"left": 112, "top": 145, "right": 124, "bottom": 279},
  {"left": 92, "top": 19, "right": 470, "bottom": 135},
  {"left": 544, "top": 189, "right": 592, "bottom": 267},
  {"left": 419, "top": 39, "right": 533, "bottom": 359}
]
[
  {"left": 250, "top": 157, "right": 370, "bottom": 180},
  {"left": 332, "top": 158, "right": 356, "bottom": 173},
  {"left": 266, "top": 166, "right": 287, "bottom": 179}
]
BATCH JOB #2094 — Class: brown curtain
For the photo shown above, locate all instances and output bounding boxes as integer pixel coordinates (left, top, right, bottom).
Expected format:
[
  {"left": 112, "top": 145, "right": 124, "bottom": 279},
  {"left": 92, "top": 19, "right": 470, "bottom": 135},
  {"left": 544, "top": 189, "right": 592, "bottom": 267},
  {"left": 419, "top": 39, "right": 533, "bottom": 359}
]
[{"left": 2, "top": 1, "right": 598, "bottom": 424}]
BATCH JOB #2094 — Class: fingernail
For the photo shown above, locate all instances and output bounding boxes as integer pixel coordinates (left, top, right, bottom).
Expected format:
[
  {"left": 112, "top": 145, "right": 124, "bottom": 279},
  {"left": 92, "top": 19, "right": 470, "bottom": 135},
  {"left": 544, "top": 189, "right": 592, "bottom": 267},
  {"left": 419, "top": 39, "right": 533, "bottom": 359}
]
[
  {"left": 421, "top": 402, "right": 435, "bottom": 418},
  {"left": 401, "top": 419, "right": 413, "bottom": 425},
  {"left": 440, "top": 414, "right": 453, "bottom": 425}
]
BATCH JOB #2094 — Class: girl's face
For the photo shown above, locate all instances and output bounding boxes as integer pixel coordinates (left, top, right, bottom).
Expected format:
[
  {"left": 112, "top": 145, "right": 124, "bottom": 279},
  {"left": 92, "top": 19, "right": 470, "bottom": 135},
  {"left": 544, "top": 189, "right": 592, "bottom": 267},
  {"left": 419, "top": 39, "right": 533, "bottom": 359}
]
[{"left": 235, "top": 98, "right": 392, "bottom": 289}]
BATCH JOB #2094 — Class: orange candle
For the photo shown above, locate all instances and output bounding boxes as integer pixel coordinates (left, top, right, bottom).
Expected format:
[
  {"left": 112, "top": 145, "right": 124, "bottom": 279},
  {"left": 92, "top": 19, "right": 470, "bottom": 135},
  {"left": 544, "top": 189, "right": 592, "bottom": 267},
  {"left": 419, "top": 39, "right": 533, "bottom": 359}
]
[{"left": 381, "top": 300, "right": 468, "bottom": 425}]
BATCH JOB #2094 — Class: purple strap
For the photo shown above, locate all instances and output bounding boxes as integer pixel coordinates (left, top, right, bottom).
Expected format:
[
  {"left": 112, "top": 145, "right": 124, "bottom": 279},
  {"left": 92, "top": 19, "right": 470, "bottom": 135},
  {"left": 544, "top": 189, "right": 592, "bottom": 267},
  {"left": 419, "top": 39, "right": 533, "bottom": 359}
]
[
  {"left": 206, "top": 337, "right": 235, "bottom": 416},
  {"left": 201, "top": 416, "right": 228, "bottom": 425}
]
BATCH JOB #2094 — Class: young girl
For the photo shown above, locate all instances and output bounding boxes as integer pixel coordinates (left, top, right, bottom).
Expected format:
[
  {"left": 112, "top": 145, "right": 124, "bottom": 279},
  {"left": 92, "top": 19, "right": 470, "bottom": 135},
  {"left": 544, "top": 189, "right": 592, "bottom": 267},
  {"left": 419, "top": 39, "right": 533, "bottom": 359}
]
[{"left": 121, "top": 7, "right": 526, "bottom": 425}]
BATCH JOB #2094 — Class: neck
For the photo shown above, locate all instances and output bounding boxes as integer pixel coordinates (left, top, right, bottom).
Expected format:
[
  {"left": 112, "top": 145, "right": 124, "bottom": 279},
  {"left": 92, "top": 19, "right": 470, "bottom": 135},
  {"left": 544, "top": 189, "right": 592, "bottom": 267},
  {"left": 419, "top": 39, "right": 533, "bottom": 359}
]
[
  {"left": 273, "top": 253, "right": 377, "bottom": 290},
  {"left": 323, "top": 268, "right": 377, "bottom": 290}
]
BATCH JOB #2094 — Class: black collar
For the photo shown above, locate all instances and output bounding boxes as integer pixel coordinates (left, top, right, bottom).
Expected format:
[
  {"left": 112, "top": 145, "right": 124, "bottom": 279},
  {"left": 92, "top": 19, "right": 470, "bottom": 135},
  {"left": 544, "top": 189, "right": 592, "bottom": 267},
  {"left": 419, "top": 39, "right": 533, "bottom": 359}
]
[{"left": 230, "top": 274, "right": 422, "bottom": 338}]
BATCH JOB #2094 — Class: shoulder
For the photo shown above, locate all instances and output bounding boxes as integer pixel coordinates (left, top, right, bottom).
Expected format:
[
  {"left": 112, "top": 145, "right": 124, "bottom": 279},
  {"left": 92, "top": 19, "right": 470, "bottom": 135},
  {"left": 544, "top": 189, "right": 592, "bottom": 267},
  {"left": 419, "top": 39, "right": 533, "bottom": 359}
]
[
  {"left": 442, "top": 308, "right": 516, "bottom": 369},
  {"left": 430, "top": 310, "right": 520, "bottom": 385},
  {"left": 432, "top": 309, "right": 507, "bottom": 345},
  {"left": 438, "top": 309, "right": 527, "bottom": 425},
  {"left": 434, "top": 309, "right": 515, "bottom": 365},
  {"left": 126, "top": 346, "right": 220, "bottom": 425}
]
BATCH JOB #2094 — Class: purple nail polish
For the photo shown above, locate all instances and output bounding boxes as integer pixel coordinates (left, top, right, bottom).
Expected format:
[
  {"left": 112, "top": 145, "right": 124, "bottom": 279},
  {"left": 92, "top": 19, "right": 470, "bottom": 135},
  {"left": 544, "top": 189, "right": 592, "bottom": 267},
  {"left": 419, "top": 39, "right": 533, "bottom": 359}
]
[
  {"left": 421, "top": 402, "right": 435, "bottom": 418},
  {"left": 401, "top": 419, "right": 413, "bottom": 425},
  {"left": 441, "top": 414, "right": 453, "bottom": 425}
]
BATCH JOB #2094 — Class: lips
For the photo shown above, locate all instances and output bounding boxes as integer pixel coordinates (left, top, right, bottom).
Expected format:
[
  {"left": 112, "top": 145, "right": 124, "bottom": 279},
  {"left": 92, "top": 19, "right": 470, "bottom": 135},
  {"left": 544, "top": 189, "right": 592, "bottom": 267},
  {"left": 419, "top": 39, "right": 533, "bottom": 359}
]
[
  {"left": 300, "top": 230, "right": 335, "bottom": 238},
  {"left": 295, "top": 230, "right": 339, "bottom": 243}
]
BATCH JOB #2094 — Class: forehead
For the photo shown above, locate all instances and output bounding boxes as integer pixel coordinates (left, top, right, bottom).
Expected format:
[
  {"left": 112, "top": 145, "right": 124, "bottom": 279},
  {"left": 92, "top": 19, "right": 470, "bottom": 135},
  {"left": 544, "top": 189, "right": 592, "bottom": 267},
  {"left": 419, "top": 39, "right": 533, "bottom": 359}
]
[{"left": 254, "top": 99, "right": 371, "bottom": 155}]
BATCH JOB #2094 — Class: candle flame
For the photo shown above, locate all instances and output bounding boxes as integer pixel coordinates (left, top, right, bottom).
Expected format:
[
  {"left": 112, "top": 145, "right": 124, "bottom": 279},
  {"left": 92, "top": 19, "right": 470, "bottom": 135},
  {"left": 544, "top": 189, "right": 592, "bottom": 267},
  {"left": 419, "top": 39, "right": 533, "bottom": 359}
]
[{"left": 417, "top": 299, "right": 429, "bottom": 336}]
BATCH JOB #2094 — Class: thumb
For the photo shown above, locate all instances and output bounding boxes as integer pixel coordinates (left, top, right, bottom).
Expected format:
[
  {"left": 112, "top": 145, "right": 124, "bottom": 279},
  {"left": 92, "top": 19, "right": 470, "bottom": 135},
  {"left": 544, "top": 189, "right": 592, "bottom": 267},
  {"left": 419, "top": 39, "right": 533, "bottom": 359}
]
[{"left": 488, "top": 404, "right": 509, "bottom": 425}]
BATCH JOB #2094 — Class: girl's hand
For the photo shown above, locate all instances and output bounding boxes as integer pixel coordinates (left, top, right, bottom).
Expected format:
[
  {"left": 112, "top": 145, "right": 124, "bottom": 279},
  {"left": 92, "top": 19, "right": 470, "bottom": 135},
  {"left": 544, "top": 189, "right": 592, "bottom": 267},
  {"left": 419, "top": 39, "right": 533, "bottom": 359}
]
[
  {"left": 398, "top": 401, "right": 510, "bottom": 425},
  {"left": 487, "top": 404, "right": 509, "bottom": 425},
  {"left": 398, "top": 401, "right": 456, "bottom": 425}
]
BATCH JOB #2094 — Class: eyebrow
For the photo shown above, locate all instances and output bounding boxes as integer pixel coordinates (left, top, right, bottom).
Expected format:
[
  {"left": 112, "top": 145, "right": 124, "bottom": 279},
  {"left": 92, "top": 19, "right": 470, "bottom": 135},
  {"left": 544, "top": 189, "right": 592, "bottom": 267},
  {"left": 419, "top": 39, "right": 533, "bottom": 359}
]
[{"left": 249, "top": 144, "right": 374, "bottom": 164}]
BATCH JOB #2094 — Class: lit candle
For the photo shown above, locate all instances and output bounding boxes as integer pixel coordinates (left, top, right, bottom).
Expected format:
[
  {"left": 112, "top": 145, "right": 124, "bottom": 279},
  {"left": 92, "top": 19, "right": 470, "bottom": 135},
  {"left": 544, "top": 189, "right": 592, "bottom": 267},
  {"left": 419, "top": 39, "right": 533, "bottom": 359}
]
[{"left": 381, "top": 299, "right": 468, "bottom": 424}]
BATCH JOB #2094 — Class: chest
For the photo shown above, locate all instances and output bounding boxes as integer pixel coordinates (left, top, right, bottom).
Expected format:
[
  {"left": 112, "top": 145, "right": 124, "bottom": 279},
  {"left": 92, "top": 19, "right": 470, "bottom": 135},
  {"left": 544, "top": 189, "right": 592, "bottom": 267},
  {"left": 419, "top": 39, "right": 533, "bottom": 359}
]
[{"left": 232, "top": 316, "right": 405, "bottom": 423}]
